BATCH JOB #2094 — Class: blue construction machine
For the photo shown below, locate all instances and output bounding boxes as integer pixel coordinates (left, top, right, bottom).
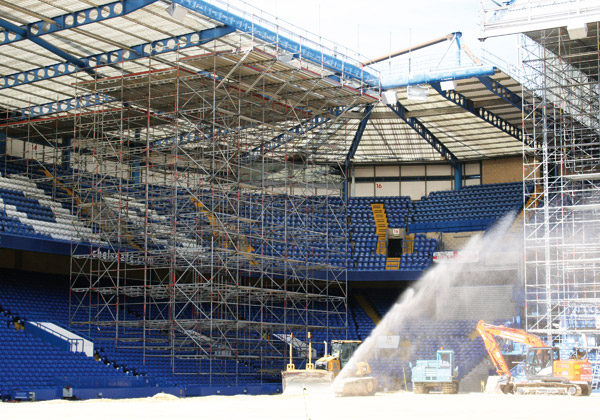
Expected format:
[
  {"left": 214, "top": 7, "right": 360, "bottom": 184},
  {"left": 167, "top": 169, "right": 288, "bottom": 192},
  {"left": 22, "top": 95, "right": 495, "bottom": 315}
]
[{"left": 410, "top": 349, "right": 459, "bottom": 394}]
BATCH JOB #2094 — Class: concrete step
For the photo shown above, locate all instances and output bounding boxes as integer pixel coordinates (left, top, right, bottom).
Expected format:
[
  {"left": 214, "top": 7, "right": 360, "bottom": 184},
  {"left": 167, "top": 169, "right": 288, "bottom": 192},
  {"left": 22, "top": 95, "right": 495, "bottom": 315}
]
[{"left": 460, "top": 357, "right": 492, "bottom": 393}]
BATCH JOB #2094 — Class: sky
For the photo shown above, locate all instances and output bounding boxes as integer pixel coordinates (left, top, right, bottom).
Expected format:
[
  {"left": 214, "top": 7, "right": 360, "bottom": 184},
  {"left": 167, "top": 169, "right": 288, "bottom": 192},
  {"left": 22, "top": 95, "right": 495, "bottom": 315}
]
[{"left": 240, "top": 0, "right": 519, "bottom": 69}]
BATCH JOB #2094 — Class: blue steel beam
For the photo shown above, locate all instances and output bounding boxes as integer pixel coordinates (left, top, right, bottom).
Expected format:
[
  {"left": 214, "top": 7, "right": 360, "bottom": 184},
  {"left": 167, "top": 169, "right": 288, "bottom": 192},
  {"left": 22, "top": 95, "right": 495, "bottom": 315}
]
[
  {"left": 345, "top": 104, "right": 374, "bottom": 167},
  {"left": 344, "top": 104, "right": 373, "bottom": 201},
  {"left": 0, "top": 17, "right": 96, "bottom": 77},
  {"left": 386, "top": 102, "right": 458, "bottom": 167},
  {"left": 0, "top": 1, "right": 158, "bottom": 47},
  {"left": 172, "top": 0, "right": 379, "bottom": 87},
  {"left": 477, "top": 75, "right": 523, "bottom": 111},
  {"left": 430, "top": 81, "right": 523, "bottom": 142},
  {"left": 454, "top": 162, "right": 462, "bottom": 191},
  {"left": 1, "top": 25, "right": 235, "bottom": 90},
  {"left": 381, "top": 66, "right": 495, "bottom": 90},
  {"left": 2, "top": 93, "right": 117, "bottom": 122}
]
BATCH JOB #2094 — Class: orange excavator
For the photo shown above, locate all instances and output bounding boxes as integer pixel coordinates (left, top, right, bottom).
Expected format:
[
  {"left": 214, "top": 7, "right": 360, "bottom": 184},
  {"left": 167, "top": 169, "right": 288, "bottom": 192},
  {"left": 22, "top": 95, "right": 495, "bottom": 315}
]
[{"left": 476, "top": 320, "right": 592, "bottom": 396}]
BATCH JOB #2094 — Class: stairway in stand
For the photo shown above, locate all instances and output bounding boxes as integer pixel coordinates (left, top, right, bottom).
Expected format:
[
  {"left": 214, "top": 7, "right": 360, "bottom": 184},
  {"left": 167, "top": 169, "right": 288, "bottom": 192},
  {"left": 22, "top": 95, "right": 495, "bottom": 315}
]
[
  {"left": 353, "top": 294, "right": 381, "bottom": 325},
  {"left": 385, "top": 257, "right": 401, "bottom": 270},
  {"left": 191, "top": 196, "right": 256, "bottom": 264},
  {"left": 371, "top": 203, "right": 388, "bottom": 255}
]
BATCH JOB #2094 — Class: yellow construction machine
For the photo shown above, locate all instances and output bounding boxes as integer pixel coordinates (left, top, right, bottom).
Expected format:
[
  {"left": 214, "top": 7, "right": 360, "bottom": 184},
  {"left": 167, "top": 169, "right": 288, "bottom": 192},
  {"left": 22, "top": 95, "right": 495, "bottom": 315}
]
[{"left": 281, "top": 336, "right": 378, "bottom": 396}]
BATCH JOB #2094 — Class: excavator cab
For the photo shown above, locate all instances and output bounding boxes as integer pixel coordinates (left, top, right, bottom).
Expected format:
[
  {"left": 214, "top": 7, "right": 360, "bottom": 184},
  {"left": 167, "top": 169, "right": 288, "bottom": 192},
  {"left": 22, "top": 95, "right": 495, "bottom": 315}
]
[
  {"left": 331, "top": 340, "right": 360, "bottom": 368},
  {"left": 525, "top": 347, "right": 559, "bottom": 379}
]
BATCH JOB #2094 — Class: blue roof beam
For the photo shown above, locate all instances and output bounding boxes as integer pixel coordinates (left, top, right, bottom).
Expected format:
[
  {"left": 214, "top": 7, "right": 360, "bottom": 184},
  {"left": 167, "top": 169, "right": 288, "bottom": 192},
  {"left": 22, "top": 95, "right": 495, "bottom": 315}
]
[
  {"left": 0, "top": 1, "right": 158, "bottom": 47},
  {"left": 172, "top": 0, "right": 379, "bottom": 87},
  {"left": 387, "top": 101, "right": 458, "bottom": 167},
  {"left": 345, "top": 104, "right": 374, "bottom": 167},
  {"left": 477, "top": 75, "right": 523, "bottom": 111},
  {"left": 0, "top": 25, "right": 236, "bottom": 90},
  {"left": 430, "top": 81, "right": 523, "bottom": 142},
  {"left": 381, "top": 65, "right": 495, "bottom": 90},
  {"left": 0, "top": 17, "right": 96, "bottom": 78},
  {"left": 2, "top": 93, "right": 117, "bottom": 123},
  {"left": 344, "top": 104, "right": 373, "bottom": 200}
]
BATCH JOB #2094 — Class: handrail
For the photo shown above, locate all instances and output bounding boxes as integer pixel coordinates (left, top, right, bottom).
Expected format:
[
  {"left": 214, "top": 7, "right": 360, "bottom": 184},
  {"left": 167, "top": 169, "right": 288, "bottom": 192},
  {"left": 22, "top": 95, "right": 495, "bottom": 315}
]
[
  {"left": 51, "top": 321, "right": 94, "bottom": 343},
  {"left": 30, "top": 321, "right": 85, "bottom": 353}
]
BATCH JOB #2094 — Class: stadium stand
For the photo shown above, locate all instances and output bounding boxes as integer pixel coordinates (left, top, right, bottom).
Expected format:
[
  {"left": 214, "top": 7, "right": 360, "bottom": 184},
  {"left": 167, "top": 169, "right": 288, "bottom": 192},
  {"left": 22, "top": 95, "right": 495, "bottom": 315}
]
[
  {"left": 0, "top": 156, "right": 530, "bottom": 398},
  {"left": 0, "top": 157, "right": 526, "bottom": 273}
]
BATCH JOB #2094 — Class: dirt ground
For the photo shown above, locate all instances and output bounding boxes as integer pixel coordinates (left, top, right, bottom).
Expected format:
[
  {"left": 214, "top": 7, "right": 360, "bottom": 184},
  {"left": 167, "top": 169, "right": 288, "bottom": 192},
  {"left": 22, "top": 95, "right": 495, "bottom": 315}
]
[{"left": 0, "top": 390, "right": 598, "bottom": 420}]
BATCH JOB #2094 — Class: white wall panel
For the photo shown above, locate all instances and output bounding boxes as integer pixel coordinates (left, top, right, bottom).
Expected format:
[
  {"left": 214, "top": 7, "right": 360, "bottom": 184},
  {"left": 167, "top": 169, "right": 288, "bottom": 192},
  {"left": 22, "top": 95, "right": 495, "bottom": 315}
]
[
  {"left": 401, "top": 165, "right": 425, "bottom": 176},
  {"left": 355, "top": 182, "right": 374, "bottom": 196},
  {"left": 464, "top": 162, "right": 480, "bottom": 176},
  {"left": 376, "top": 181, "right": 400, "bottom": 197},
  {"left": 427, "top": 164, "right": 452, "bottom": 176},
  {"left": 355, "top": 166, "right": 374, "bottom": 177},
  {"left": 376, "top": 166, "right": 400, "bottom": 177},
  {"left": 427, "top": 180, "right": 452, "bottom": 193},
  {"left": 401, "top": 182, "right": 425, "bottom": 200}
]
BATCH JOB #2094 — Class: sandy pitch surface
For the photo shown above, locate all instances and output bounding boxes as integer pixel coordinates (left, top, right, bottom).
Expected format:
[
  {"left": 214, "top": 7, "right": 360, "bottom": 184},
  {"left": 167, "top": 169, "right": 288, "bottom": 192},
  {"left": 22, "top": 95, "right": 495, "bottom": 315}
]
[{"left": 1, "top": 391, "right": 598, "bottom": 420}]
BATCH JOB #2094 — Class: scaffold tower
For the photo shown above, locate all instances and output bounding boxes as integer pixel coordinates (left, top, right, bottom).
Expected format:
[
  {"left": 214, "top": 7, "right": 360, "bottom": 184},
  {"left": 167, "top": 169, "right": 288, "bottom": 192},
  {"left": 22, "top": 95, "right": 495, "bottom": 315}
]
[
  {"left": 511, "top": 2, "right": 600, "bottom": 390},
  {"left": 480, "top": 0, "right": 600, "bottom": 389},
  {"left": 8, "top": 1, "right": 381, "bottom": 384}
]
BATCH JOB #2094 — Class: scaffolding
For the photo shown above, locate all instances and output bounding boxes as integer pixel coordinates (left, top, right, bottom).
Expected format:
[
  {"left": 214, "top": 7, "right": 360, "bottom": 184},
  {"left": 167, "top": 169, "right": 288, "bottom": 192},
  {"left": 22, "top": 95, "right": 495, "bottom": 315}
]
[
  {"left": 520, "top": 15, "right": 600, "bottom": 388},
  {"left": 0, "top": 3, "right": 381, "bottom": 384}
]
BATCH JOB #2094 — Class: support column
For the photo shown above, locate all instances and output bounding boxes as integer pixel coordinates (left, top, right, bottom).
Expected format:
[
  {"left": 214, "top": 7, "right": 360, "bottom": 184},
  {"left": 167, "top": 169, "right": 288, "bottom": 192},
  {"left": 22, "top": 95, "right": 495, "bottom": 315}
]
[{"left": 454, "top": 162, "right": 462, "bottom": 191}]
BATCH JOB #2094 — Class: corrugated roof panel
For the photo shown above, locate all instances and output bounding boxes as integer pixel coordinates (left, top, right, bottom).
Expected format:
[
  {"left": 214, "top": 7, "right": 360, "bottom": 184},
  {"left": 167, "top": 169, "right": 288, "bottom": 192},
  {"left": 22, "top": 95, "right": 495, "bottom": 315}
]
[{"left": 0, "top": 1, "right": 528, "bottom": 163}]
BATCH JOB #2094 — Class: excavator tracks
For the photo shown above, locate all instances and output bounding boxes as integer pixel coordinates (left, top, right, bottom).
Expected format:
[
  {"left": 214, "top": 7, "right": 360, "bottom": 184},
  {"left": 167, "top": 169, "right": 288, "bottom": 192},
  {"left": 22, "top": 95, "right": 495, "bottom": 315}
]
[{"left": 513, "top": 382, "right": 591, "bottom": 396}]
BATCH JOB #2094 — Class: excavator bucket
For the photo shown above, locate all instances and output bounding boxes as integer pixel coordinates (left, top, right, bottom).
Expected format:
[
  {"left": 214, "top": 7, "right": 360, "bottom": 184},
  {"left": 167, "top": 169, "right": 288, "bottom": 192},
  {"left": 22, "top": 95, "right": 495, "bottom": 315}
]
[{"left": 281, "top": 369, "right": 335, "bottom": 395}]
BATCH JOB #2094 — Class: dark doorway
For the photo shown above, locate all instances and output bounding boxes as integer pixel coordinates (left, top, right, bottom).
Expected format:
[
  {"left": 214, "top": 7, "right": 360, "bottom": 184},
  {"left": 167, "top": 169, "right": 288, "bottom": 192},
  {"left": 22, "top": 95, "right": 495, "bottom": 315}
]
[{"left": 388, "top": 238, "right": 403, "bottom": 258}]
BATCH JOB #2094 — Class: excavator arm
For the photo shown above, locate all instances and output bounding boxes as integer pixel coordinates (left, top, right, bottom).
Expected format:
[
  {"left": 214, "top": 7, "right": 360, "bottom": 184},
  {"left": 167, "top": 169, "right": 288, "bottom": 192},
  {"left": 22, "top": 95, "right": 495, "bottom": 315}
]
[{"left": 476, "top": 320, "right": 547, "bottom": 378}]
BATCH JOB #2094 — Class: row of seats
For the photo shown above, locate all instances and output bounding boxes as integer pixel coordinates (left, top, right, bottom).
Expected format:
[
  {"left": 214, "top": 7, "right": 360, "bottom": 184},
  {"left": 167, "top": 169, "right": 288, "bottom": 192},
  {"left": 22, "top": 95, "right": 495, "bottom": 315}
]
[
  {"left": 0, "top": 312, "right": 133, "bottom": 396},
  {"left": 0, "top": 269, "right": 351, "bottom": 392},
  {"left": 0, "top": 156, "right": 524, "bottom": 273}
]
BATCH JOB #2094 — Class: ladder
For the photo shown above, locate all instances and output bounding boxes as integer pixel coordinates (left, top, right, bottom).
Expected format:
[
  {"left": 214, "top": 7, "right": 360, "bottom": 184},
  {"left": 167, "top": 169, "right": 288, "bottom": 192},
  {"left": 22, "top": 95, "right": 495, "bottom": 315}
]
[{"left": 371, "top": 203, "right": 388, "bottom": 255}]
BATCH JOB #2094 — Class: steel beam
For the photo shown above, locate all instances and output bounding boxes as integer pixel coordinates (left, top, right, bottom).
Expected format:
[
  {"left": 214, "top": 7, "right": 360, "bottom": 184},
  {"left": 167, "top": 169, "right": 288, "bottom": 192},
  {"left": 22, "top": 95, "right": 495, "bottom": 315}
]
[
  {"left": 381, "top": 65, "right": 495, "bottom": 89},
  {"left": 345, "top": 104, "right": 373, "bottom": 166},
  {"left": 477, "top": 76, "right": 523, "bottom": 111},
  {"left": 344, "top": 104, "right": 373, "bottom": 200},
  {"left": 0, "top": 17, "right": 96, "bottom": 77},
  {"left": 172, "top": 0, "right": 379, "bottom": 87},
  {"left": 2, "top": 93, "right": 116, "bottom": 122},
  {"left": 430, "top": 81, "right": 522, "bottom": 142},
  {"left": 1, "top": 25, "right": 235, "bottom": 90},
  {"left": 0, "top": 1, "right": 158, "bottom": 47},
  {"left": 454, "top": 162, "right": 462, "bottom": 191},
  {"left": 387, "top": 101, "right": 458, "bottom": 167}
]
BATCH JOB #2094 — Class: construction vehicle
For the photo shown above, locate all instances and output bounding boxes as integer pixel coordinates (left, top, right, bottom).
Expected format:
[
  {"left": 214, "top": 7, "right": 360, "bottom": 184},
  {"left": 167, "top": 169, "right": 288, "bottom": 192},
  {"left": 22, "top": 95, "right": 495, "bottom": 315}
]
[
  {"left": 476, "top": 320, "right": 592, "bottom": 396},
  {"left": 411, "top": 349, "right": 459, "bottom": 394},
  {"left": 281, "top": 337, "right": 378, "bottom": 396}
]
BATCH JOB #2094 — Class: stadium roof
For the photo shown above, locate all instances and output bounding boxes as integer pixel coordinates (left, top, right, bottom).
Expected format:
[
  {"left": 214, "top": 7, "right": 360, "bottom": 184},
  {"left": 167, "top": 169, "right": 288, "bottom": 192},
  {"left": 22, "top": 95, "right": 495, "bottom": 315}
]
[{"left": 0, "top": 0, "right": 526, "bottom": 165}]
